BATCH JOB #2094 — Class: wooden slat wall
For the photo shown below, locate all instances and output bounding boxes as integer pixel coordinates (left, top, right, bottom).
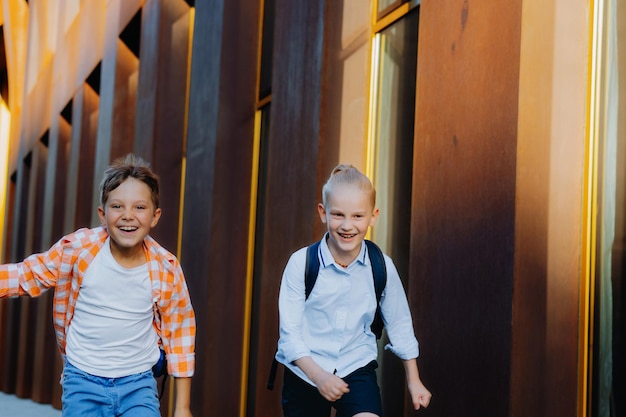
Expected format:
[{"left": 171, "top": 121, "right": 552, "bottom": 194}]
[
  {"left": 181, "top": 0, "right": 259, "bottom": 414},
  {"left": 246, "top": 1, "right": 328, "bottom": 415},
  {"left": 410, "top": 0, "right": 521, "bottom": 416},
  {"left": 511, "top": 0, "right": 588, "bottom": 416},
  {"left": 0, "top": 1, "right": 594, "bottom": 417},
  {"left": 134, "top": 0, "right": 191, "bottom": 254}
]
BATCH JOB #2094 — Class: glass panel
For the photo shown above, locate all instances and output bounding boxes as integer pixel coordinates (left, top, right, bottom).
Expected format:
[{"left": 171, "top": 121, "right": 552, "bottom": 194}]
[
  {"left": 371, "top": 10, "right": 418, "bottom": 275},
  {"left": 592, "top": 0, "right": 626, "bottom": 415},
  {"left": 369, "top": 10, "right": 418, "bottom": 417},
  {"left": 324, "top": 0, "right": 372, "bottom": 169}
]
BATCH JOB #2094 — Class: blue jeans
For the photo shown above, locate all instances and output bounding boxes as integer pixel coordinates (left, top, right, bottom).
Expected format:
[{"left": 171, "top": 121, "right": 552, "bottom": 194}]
[{"left": 62, "top": 360, "right": 160, "bottom": 417}]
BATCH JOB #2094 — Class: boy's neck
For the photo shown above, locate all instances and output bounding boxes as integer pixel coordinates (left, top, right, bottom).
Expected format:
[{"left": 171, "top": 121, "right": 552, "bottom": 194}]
[{"left": 109, "top": 241, "right": 147, "bottom": 269}]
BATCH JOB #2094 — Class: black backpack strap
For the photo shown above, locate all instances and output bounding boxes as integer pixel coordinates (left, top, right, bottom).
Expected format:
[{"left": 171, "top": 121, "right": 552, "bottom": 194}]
[
  {"left": 267, "top": 357, "right": 278, "bottom": 390},
  {"left": 305, "top": 241, "right": 321, "bottom": 300},
  {"left": 364, "top": 240, "right": 387, "bottom": 339}
]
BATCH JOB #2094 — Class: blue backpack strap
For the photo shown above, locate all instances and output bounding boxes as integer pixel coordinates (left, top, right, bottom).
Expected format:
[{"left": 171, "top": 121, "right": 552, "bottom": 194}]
[
  {"left": 305, "top": 241, "right": 322, "bottom": 299},
  {"left": 364, "top": 240, "right": 387, "bottom": 339}
]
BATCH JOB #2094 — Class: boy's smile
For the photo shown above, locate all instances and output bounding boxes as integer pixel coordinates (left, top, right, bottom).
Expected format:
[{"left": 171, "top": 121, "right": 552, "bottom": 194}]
[
  {"left": 97, "top": 177, "right": 161, "bottom": 267},
  {"left": 318, "top": 183, "right": 379, "bottom": 266}
]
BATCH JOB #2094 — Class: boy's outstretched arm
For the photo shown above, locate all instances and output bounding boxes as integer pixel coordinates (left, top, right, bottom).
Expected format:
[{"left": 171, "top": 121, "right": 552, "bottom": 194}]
[
  {"left": 173, "top": 377, "right": 192, "bottom": 417},
  {"left": 403, "top": 358, "right": 431, "bottom": 410},
  {"left": 294, "top": 356, "right": 350, "bottom": 402}
]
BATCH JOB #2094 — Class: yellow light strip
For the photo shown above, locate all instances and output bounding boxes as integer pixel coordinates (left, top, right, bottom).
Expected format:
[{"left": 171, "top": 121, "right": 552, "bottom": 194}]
[
  {"left": 578, "top": 0, "right": 603, "bottom": 415},
  {"left": 172, "top": 6, "right": 196, "bottom": 417},
  {"left": 0, "top": 100, "right": 11, "bottom": 261},
  {"left": 239, "top": 109, "right": 262, "bottom": 417},
  {"left": 366, "top": 33, "right": 380, "bottom": 181},
  {"left": 240, "top": 0, "right": 269, "bottom": 413}
]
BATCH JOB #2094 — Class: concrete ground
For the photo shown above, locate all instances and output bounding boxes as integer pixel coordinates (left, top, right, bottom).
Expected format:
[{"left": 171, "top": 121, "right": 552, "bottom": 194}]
[{"left": 0, "top": 391, "right": 62, "bottom": 417}]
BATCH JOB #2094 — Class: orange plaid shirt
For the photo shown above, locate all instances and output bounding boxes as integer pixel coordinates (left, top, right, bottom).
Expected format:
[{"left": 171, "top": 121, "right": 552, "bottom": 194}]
[{"left": 0, "top": 227, "right": 196, "bottom": 377}]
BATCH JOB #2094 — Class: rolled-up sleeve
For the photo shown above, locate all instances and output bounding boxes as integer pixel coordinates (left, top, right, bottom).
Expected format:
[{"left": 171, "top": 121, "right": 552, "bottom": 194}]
[
  {"left": 157, "top": 258, "right": 196, "bottom": 378},
  {"left": 0, "top": 243, "right": 63, "bottom": 298},
  {"left": 380, "top": 256, "right": 420, "bottom": 360}
]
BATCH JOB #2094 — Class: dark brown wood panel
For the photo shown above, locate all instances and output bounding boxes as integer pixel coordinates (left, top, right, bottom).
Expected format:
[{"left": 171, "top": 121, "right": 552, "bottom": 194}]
[
  {"left": 52, "top": 119, "right": 72, "bottom": 242},
  {"left": 0, "top": 177, "right": 16, "bottom": 393},
  {"left": 25, "top": 142, "right": 54, "bottom": 403},
  {"left": 181, "top": 0, "right": 259, "bottom": 415},
  {"left": 15, "top": 144, "right": 46, "bottom": 398},
  {"left": 74, "top": 86, "right": 98, "bottom": 229},
  {"left": 410, "top": 0, "right": 521, "bottom": 416},
  {"left": 110, "top": 42, "right": 138, "bottom": 161},
  {"left": 134, "top": 0, "right": 192, "bottom": 254},
  {"left": 249, "top": 0, "right": 327, "bottom": 415}
]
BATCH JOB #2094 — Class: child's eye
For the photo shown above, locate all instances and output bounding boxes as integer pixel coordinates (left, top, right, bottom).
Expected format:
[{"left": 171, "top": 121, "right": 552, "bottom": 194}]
[
  {"left": 136, "top": 205, "right": 146, "bottom": 210},
  {"left": 111, "top": 204, "right": 122, "bottom": 209}
]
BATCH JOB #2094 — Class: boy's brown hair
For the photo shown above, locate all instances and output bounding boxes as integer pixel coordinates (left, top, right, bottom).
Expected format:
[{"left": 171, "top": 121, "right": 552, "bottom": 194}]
[
  {"left": 321, "top": 164, "right": 376, "bottom": 209},
  {"left": 99, "top": 154, "right": 160, "bottom": 209}
]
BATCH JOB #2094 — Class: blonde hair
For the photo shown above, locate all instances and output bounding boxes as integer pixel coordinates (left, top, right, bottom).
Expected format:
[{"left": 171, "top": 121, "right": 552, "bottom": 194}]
[{"left": 321, "top": 164, "right": 376, "bottom": 209}]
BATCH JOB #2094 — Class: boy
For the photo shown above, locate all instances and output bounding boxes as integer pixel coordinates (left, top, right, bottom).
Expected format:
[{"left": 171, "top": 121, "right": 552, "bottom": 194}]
[
  {"left": 276, "top": 164, "right": 431, "bottom": 417},
  {"left": 0, "top": 154, "right": 196, "bottom": 417}
]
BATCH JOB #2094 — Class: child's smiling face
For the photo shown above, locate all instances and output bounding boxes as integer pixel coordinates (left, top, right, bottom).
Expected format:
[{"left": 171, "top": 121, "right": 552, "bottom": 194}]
[
  {"left": 318, "top": 183, "right": 379, "bottom": 265},
  {"left": 98, "top": 177, "right": 161, "bottom": 264}
]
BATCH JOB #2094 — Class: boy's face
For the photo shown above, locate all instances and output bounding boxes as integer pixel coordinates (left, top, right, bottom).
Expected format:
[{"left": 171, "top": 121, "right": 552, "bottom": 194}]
[
  {"left": 97, "top": 177, "right": 161, "bottom": 261},
  {"left": 317, "top": 183, "right": 379, "bottom": 263}
]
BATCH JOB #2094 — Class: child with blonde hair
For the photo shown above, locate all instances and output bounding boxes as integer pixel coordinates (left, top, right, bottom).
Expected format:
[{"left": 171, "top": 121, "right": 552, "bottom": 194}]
[{"left": 276, "top": 164, "right": 431, "bottom": 416}]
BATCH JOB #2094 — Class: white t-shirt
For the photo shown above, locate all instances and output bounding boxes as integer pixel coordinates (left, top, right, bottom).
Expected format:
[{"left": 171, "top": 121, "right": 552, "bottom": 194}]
[{"left": 66, "top": 238, "right": 160, "bottom": 377}]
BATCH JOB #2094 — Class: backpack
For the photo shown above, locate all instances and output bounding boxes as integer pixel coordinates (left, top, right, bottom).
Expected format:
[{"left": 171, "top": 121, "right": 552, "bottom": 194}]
[{"left": 267, "top": 239, "right": 387, "bottom": 390}]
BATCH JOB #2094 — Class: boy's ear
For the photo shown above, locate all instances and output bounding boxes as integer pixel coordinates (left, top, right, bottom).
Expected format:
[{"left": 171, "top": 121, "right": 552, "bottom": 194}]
[
  {"left": 97, "top": 206, "right": 106, "bottom": 226},
  {"left": 151, "top": 207, "right": 162, "bottom": 228},
  {"left": 317, "top": 203, "right": 328, "bottom": 224},
  {"left": 369, "top": 208, "right": 380, "bottom": 227}
]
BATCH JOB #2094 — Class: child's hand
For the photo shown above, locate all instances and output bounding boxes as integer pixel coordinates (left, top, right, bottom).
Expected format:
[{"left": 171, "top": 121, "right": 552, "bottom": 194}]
[
  {"left": 314, "top": 371, "right": 350, "bottom": 402},
  {"left": 407, "top": 380, "right": 431, "bottom": 410}
]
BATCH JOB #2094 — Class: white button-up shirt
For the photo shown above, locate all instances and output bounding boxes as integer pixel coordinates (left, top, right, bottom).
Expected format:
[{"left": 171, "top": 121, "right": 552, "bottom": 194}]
[{"left": 276, "top": 235, "right": 420, "bottom": 386}]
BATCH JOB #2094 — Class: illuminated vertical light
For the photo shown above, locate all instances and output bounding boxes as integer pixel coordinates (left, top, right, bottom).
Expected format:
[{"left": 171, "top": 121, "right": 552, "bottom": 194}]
[{"left": 0, "top": 99, "right": 10, "bottom": 257}]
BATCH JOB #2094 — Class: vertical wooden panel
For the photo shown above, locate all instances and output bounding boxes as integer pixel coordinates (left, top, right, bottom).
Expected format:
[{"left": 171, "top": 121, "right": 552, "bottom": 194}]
[
  {"left": 63, "top": 85, "right": 100, "bottom": 233},
  {"left": 410, "top": 0, "right": 521, "bottom": 416},
  {"left": 0, "top": 298, "right": 19, "bottom": 394},
  {"left": 182, "top": 0, "right": 259, "bottom": 415},
  {"left": 512, "top": 0, "right": 588, "bottom": 416},
  {"left": 91, "top": 2, "right": 142, "bottom": 225},
  {"left": 52, "top": 119, "right": 72, "bottom": 242},
  {"left": 15, "top": 143, "right": 48, "bottom": 398},
  {"left": 30, "top": 292, "right": 55, "bottom": 404},
  {"left": 110, "top": 41, "right": 138, "bottom": 162},
  {"left": 6, "top": 152, "right": 32, "bottom": 396},
  {"left": 0, "top": 176, "right": 16, "bottom": 393},
  {"left": 248, "top": 0, "right": 327, "bottom": 415},
  {"left": 134, "top": 0, "right": 191, "bottom": 253},
  {"left": 181, "top": 0, "right": 223, "bottom": 414}
]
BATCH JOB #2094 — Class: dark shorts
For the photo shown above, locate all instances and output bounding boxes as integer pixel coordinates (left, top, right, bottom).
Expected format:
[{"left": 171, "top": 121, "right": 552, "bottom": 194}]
[{"left": 282, "top": 360, "right": 382, "bottom": 417}]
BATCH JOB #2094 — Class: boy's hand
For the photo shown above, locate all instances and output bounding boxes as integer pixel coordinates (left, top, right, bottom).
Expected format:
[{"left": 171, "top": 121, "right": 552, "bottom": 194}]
[
  {"left": 314, "top": 371, "right": 350, "bottom": 402},
  {"left": 295, "top": 356, "right": 350, "bottom": 401},
  {"left": 407, "top": 380, "right": 431, "bottom": 410}
]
